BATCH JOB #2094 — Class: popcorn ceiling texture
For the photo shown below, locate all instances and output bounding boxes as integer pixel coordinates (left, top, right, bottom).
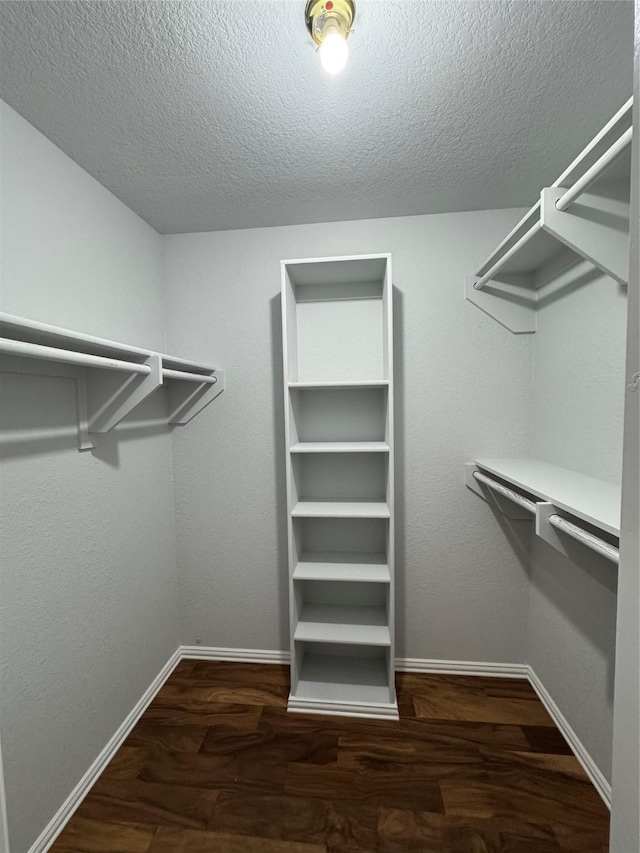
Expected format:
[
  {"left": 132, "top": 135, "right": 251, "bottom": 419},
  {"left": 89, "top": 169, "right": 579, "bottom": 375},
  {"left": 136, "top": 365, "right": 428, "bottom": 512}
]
[{"left": 0, "top": 0, "right": 634, "bottom": 234}]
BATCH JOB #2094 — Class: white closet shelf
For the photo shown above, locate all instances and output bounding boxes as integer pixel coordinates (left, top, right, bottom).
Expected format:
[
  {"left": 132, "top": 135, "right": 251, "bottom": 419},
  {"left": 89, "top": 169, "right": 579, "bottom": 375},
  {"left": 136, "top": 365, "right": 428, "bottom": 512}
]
[
  {"left": 290, "top": 441, "right": 390, "bottom": 453},
  {"left": 0, "top": 312, "right": 224, "bottom": 447},
  {"left": 292, "top": 653, "right": 393, "bottom": 709},
  {"left": 294, "top": 604, "right": 390, "bottom": 646},
  {"left": 293, "top": 551, "right": 390, "bottom": 583},
  {"left": 291, "top": 500, "right": 390, "bottom": 519},
  {"left": 288, "top": 380, "right": 389, "bottom": 389},
  {"left": 466, "top": 97, "right": 633, "bottom": 332},
  {"left": 472, "top": 458, "right": 620, "bottom": 537},
  {"left": 0, "top": 312, "right": 215, "bottom": 373}
]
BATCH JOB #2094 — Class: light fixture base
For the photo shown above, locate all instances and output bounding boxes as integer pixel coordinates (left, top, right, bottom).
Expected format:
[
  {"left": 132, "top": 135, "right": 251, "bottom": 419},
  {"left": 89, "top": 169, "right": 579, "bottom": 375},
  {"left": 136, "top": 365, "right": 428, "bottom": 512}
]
[{"left": 305, "top": 0, "right": 355, "bottom": 46}]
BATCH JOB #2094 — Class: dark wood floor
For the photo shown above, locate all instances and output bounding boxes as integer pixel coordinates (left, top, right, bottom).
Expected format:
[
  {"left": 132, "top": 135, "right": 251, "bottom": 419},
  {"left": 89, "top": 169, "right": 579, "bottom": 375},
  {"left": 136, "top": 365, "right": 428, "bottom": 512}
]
[{"left": 51, "top": 660, "right": 610, "bottom": 853}]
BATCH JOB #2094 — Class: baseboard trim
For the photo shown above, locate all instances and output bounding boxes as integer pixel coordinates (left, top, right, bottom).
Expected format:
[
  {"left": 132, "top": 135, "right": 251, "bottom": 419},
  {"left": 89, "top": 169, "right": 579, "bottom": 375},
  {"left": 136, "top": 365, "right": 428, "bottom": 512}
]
[
  {"left": 526, "top": 665, "right": 612, "bottom": 808},
  {"left": 287, "top": 697, "right": 399, "bottom": 720},
  {"left": 181, "top": 645, "right": 290, "bottom": 665},
  {"left": 27, "top": 647, "right": 610, "bottom": 851},
  {"left": 396, "top": 657, "right": 530, "bottom": 678},
  {"left": 28, "top": 648, "right": 182, "bottom": 853}
]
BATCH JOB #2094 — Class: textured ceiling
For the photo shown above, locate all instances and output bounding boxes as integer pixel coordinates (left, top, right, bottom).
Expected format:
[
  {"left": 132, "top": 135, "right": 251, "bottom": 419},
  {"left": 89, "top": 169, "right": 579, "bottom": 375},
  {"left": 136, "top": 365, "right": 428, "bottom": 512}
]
[{"left": 0, "top": 0, "right": 634, "bottom": 234}]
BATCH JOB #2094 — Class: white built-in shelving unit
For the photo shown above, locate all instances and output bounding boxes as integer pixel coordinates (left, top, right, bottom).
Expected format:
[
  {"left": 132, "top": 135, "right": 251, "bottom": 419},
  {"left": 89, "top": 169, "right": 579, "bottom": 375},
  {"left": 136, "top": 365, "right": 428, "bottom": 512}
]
[
  {"left": 465, "top": 459, "right": 620, "bottom": 565},
  {"left": 281, "top": 254, "right": 398, "bottom": 720},
  {"left": 0, "top": 312, "right": 224, "bottom": 450},
  {"left": 466, "top": 97, "right": 633, "bottom": 333}
]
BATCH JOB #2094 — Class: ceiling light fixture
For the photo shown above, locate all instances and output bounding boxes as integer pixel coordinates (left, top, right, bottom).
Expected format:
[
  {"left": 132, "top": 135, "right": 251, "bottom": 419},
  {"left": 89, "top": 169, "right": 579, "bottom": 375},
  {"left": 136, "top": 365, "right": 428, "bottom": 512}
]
[{"left": 305, "top": 0, "right": 355, "bottom": 75}]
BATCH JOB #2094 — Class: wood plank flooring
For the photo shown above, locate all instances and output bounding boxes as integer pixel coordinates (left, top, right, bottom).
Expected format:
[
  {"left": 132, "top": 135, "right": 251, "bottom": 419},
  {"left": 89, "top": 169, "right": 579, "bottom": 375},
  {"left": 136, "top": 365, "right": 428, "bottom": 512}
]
[{"left": 50, "top": 661, "right": 610, "bottom": 853}]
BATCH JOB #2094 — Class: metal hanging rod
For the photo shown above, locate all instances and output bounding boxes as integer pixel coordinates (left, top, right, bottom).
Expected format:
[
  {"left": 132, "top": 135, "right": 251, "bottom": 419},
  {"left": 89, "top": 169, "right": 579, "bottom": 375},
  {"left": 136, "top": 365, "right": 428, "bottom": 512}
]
[
  {"left": 162, "top": 368, "right": 217, "bottom": 384},
  {"left": 0, "top": 339, "right": 152, "bottom": 374},
  {"left": 555, "top": 126, "right": 633, "bottom": 212},
  {"left": 548, "top": 514, "right": 619, "bottom": 565},
  {"left": 473, "top": 222, "right": 542, "bottom": 291},
  {"left": 0, "top": 339, "right": 218, "bottom": 384},
  {"left": 472, "top": 470, "right": 537, "bottom": 513}
]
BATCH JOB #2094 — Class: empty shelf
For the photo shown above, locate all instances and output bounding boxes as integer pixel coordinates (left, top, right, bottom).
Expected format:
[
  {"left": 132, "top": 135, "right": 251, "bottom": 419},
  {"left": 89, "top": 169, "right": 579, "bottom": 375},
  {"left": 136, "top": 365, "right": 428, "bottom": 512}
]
[
  {"left": 475, "top": 458, "right": 620, "bottom": 536},
  {"left": 0, "top": 311, "right": 215, "bottom": 374},
  {"left": 293, "top": 653, "right": 392, "bottom": 706},
  {"left": 293, "top": 551, "right": 390, "bottom": 583},
  {"left": 288, "top": 380, "right": 389, "bottom": 389},
  {"left": 290, "top": 441, "right": 390, "bottom": 453},
  {"left": 292, "top": 500, "right": 390, "bottom": 518},
  {"left": 295, "top": 604, "right": 390, "bottom": 645}
]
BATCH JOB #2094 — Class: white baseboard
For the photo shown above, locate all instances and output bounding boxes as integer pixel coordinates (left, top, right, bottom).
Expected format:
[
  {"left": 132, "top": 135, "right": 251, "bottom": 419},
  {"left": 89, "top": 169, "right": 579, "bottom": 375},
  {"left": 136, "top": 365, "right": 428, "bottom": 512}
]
[
  {"left": 27, "top": 646, "right": 610, "bottom": 852},
  {"left": 181, "top": 645, "right": 290, "bottom": 665},
  {"left": 287, "top": 697, "right": 399, "bottom": 720},
  {"left": 28, "top": 648, "right": 182, "bottom": 853},
  {"left": 526, "top": 665, "right": 612, "bottom": 808},
  {"left": 396, "top": 657, "right": 530, "bottom": 678}
]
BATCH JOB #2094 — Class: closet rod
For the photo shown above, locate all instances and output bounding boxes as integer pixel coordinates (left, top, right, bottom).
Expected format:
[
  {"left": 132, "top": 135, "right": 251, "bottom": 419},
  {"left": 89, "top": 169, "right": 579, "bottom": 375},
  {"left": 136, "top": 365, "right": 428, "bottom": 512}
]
[
  {"left": 548, "top": 514, "right": 619, "bottom": 564},
  {"left": 473, "top": 222, "right": 542, "bottom": 291},
  {"left": 555, "top": 126, "right": 633, "bottom": 212},
  {"left": 162, "top": 368, "right": 217, "bottom": 384},
  {"left": 0, "top": 339, "right": 151, "bottom": 374},
  {"left": 472, "top": 470, "right": 537, "bottom": 513}
]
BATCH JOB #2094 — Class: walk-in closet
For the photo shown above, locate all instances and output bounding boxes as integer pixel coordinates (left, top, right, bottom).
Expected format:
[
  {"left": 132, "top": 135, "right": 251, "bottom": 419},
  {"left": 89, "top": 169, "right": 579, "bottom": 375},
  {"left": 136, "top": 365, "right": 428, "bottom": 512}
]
[{"left": 0, "top": 2, "right": 638, "bottom": 852}]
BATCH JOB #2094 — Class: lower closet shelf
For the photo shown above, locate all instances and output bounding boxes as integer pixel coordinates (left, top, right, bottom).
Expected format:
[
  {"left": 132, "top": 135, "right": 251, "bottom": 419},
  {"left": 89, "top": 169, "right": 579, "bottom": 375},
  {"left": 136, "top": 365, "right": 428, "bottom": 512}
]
[
  {"left": 293, "top": 551, "right": 390, "bottom": 583},
  {"left": 291, "top": 653, "right": 396, "bottom": 713},
  {"left": 292, "top": 500, "right": 390, "bottom": 518},
  {"left": 294, "top": 604, "right": 390, "bottom": 645}
]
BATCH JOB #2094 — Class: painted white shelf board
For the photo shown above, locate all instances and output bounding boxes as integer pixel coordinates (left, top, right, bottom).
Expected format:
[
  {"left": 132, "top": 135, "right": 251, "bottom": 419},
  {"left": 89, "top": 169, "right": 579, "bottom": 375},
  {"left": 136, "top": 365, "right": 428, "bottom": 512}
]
[
  {"left": 290, "top": 442, "right": 389, "bottom": 453},
  {"left": 475, "top": 458, "right": 620, "bottom": 536},
  {"left": 289, "top": 380, "right": 389, "bottom": 389},
  {"left": 293, "top": 551, "right": 390, "bottom": 583},
  {"left": 467, "top": 98, "right": 633, "bottom": 332},
  {"left": 293, "top": 653, "right": 392, "bottom": 705},
  {"left": 291, "top": 500, "right": 390, "bottom": 519},
  {"left": 476, "top": 204, "right": 578, "bottom": 285},
  {"left": 0, "top": 312, "right": 214, "bottom": 374},
  {"left": 295, "top": 604, "right": 390, "bottom": 646}
]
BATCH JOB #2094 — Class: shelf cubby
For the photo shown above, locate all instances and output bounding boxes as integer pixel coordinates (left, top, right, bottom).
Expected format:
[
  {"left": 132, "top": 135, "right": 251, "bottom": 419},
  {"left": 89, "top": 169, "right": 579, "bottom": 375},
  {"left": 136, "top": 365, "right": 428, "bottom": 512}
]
[
  {"left": 291, "top": 643, "right": 394, "bottom": 714},
  {"left": 289, "top": 384, "right": 388, "bottom": 445},
  {"left": 294, "top": 580, "right": 390, "bottom": 646},
  {"left": 282, "top": 254, "right": 397, "bottom": 719}
]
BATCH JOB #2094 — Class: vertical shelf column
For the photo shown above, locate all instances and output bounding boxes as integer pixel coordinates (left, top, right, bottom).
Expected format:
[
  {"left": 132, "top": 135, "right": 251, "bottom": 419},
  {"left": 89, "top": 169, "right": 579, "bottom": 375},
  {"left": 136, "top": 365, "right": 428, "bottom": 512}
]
[{"left": 281, "top": 254, "right": 398, "bottom": 720}]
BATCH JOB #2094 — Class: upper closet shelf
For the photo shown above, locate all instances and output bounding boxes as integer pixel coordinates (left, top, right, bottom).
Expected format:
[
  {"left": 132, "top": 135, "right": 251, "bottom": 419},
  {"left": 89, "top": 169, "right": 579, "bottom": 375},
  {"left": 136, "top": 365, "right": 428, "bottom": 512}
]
[
  {"left": 466, "top": 97, "right": 633, "bottom": 333},
  {"left": 0, "top": 312, "right": 225, "bottom": 449}
]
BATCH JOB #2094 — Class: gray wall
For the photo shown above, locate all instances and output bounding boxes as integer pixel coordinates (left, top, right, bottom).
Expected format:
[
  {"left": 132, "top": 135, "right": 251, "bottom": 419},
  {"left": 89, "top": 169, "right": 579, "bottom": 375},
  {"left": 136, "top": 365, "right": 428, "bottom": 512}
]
[
  {"left": 163, "top": 211, "right": 534, "bottom": 662},
  {"left": 528, "top": 269, "right": 628, "bottom": 780},
  {"left": 0, "top": 102, "right": 180, "bottom": 853}
]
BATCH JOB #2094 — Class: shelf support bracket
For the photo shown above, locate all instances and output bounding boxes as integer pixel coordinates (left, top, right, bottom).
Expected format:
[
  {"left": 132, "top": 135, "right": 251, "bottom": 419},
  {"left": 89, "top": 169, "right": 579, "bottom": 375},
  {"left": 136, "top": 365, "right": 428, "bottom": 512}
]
[
  {"left": 541, "top": 186, "right": 630, "bottom": 286},
  {"left": 465, "top": 277, "right": 536, "bottom": 334},
  {"left": 87, "top": 354, "right": 162, "bottom": 433},
  {"left": 168, "top": 370, "right": 225, "bottom": 425}
]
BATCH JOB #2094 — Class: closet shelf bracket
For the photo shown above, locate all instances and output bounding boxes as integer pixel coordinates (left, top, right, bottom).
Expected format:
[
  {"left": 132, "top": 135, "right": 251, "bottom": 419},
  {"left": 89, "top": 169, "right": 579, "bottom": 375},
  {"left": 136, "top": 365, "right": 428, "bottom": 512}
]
[
  {"left": 87, "top": 354, "right": 162, "bottom": 433},
  {"left": 541, "top": 186, "right": 629, "bottom": 286},
  {"left": 465, "top": 276, "right": 536, "bottom": 334},
  {"left": 167, "top": 369, "right": 225, "bottom": 425}
]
